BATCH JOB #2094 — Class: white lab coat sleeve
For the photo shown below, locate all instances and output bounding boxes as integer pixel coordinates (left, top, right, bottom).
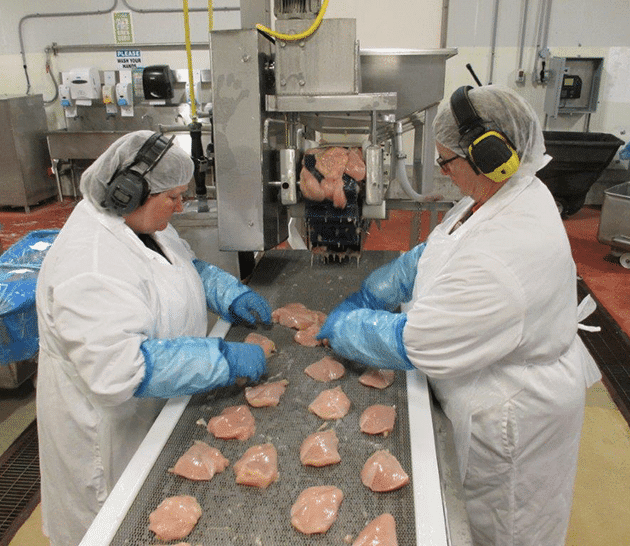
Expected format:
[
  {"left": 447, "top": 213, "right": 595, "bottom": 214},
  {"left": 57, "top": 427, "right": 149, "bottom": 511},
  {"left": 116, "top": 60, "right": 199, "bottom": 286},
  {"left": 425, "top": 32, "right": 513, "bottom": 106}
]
[
  {"left": 50, "top": 272, "right": 152, "bottom": 407},
  {"left": 403, "top": 249, "right": 525, "bottom": 379}
]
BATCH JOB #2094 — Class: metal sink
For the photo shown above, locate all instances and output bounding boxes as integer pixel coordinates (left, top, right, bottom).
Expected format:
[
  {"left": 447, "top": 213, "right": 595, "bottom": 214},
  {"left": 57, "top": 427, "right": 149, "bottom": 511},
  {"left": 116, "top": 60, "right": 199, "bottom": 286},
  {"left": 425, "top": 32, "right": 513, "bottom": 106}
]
[{"left": 46, "top": 130, "right": 129, "bottom": 160}]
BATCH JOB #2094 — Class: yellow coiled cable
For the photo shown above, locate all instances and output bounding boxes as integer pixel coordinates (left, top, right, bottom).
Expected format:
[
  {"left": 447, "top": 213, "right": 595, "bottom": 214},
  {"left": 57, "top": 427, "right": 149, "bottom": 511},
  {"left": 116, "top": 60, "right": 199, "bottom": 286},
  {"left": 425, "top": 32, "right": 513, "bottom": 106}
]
[{"left": 255, "top": 0, "right": 330, "bottom": 41}]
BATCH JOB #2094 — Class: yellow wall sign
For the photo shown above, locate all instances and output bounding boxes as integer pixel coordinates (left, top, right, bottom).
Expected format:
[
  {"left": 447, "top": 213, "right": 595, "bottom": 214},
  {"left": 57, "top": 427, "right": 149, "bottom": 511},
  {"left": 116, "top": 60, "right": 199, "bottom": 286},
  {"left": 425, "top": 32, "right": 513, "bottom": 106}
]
[{"left": 113, "top": 11, "right": 134, "bottom": 44}]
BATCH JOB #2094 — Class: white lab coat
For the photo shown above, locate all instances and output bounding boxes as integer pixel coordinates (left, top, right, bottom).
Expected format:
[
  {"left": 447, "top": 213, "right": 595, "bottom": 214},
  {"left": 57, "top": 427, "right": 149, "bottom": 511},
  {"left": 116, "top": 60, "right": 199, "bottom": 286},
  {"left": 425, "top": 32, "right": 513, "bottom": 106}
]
[
  {"left": 35, "top": 200, "right": 208, "bottom": 546},
  {"left": 403, "top": 174, "right": 600, "bottom": 546}
]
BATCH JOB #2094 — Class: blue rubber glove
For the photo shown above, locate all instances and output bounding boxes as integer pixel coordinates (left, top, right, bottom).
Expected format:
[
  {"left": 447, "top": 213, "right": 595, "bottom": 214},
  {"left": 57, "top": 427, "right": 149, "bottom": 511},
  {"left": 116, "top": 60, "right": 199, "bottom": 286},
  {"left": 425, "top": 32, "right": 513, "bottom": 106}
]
[
  {"left": 228, "top": 290, "right": 272, "bottom": 326},
  {"left": 316, "top": 308, "right": 414, "bottom": 371},
  {"left": 136, "top": 337, "right": 230, "bottom": 397},
  {"left": 355, "top": 242, "right": 426, "bottom": 311},
  {"left": 221, "top": 340, "right": 267, "bottom": 383},
  {"left": 193, "top": 259, "right": 250, "bottom": 322},
  {"left": 329, "top": 291, "right": 365, "bottom": 316}
]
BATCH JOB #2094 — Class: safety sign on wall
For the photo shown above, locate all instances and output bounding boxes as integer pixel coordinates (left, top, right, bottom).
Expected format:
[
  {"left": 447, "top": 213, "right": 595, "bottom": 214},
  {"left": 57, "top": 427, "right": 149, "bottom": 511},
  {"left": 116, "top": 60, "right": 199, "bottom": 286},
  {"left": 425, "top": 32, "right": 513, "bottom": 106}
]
[{"left": 113, "top": 11, "right": 134, "bottom": 44}]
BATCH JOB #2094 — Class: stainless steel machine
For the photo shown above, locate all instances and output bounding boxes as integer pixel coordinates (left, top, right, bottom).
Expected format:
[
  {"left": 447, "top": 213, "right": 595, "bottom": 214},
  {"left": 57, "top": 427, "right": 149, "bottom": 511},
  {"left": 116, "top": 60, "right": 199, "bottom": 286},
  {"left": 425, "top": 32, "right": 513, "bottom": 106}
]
[
  {"left": 209, "top": 2, "right": 456, "bottom": 257},
  {"left": 78, "top": 2, "right": 472, "bottom": 545}
]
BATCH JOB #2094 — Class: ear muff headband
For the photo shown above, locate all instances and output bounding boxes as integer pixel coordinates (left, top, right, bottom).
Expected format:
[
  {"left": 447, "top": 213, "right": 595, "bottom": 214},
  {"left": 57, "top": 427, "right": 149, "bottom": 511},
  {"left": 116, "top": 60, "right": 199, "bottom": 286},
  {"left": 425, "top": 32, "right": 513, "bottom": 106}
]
[
  {"left": 450, "top": 86, "right": 520, "bottom": 183},
  {"left": 103, "top": 133, "right": 175, "bottom": 215}
]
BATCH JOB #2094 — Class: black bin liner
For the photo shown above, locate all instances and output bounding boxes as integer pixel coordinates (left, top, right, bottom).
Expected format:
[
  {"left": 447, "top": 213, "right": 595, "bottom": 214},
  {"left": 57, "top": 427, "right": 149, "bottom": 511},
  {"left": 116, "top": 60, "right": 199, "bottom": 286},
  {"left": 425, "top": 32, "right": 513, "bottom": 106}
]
[{"left": 537, "top": 131, "right": 624, "bottom": 217}]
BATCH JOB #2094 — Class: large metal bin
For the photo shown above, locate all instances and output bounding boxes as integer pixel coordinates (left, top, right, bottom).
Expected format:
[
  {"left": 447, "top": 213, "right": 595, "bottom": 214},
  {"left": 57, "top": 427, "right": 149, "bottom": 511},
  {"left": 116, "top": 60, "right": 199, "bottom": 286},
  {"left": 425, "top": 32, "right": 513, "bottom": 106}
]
[
  {"left": 597, "top": 181, "right": 630, "bottom": 268},
  {"left": 0, "top": 95, "right": 56, "bottom": 212},
  {"left": 537, "top": 131, "right": 624, "bottom": 217}
]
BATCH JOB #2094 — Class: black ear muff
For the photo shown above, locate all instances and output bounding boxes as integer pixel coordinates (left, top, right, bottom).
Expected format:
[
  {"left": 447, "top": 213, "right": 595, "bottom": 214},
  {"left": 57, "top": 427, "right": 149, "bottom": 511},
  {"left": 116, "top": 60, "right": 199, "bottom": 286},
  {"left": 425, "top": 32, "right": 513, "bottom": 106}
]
[
  {"left": 102, "top": 133, "right": 175, "bottom": 215},
  {"left": 103, "top": 170, "right": 151, "bottom": 216},
  {"left": 450, "top": 86, "right": 520, "bottom": 183}
]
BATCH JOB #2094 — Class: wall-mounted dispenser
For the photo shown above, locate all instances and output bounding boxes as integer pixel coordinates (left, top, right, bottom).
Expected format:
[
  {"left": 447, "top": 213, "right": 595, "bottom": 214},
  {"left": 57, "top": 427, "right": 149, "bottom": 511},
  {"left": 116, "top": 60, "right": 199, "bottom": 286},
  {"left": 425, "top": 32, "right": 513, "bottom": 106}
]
[
  {"left": 102, "top": 71, "right": 117, "bottom": 115},
  {"left": 59, "top": 85, "right": 73, "bottom": 107},
  {"left": 58, "top": 84, "right": 77, "bottom": 118},
  {"left": 142, "top": 65, "right": 175, "bottom": 103},
  {"left": 116, "top": 83, "right": 134, "bottom": 116},
  {"left": 117, "top": 69, "right": 134, "bottom": 117},
  {"left": 68, "top": 67, "right": 102, "bottom": 102}
]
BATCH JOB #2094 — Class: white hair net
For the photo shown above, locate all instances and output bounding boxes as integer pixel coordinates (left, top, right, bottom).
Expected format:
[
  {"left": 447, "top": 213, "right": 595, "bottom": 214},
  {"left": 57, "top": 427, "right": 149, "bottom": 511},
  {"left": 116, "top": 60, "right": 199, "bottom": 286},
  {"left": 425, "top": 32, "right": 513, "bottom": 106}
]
[
  {"left": 79, "top": 130, "right": 194, "bottom": 213},
  {"left": 433, "top": 85, "right": 550, "bottom": 178}
]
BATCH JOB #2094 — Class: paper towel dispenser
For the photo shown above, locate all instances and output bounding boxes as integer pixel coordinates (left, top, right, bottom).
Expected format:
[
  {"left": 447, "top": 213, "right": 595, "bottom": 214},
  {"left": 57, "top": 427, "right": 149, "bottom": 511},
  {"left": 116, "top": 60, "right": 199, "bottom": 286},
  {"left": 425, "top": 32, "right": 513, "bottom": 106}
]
[{"left": 142, "top": 65, "right": 175, "bottom": 100}]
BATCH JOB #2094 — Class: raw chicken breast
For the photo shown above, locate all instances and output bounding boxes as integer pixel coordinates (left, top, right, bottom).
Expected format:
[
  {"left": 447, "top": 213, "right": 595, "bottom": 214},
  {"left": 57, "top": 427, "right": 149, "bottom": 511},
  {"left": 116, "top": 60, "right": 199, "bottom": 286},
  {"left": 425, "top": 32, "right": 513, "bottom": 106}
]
[
  {"left": 290, "top": 485, "right": 344, "bottom": 534},
  {"left": 294, "top": 323, "right": 323, "bottom": 347},
  {"left": 299, "top": 147, "right": 366, "bottom": 209},
  {"left": 169, "top": 441, "right": 229, "bottom": 481},
  {"left": 360, "top": 405, "right": 396, "bottom": 437},
  {"left": 148, "top": 495, "right": 202, "bottom": 541},
  {"left": 346, "top": 147, "right": 367, "bottom": 182},
  {"left": 245, "top": 379, "right": 289, "bottom": 407},
  {"left": 207, "top": 405, "right": 256, "bottom": 440},
  {"left": 308, "top": 386, "right": 351, "bottom": 420},
  {"left": 300, "top": 429, "right": 341, "bottom": 467},
  {"left": 361, "top": 450, "right": 409, "bottom": 492},
  {"left": 244, "top": 332, "right": 276, "bottom": 358},
  {"left": 359, "top": 369, "right": 395, "bottom": 389},
  {"left": 352, "top": 513, "right": 398, "bottom": 546},
  {"left": 304, "top": 356, "right": 345, "bottom": 382},
  {"left": 273, "top": 302, "right": 326, "bottom": 330},
  {"left": 233, "top": 443, "right": 279, "bottom": 488},
  {"left": 300, "top": 165, "right": 326, "bottom": 202}
]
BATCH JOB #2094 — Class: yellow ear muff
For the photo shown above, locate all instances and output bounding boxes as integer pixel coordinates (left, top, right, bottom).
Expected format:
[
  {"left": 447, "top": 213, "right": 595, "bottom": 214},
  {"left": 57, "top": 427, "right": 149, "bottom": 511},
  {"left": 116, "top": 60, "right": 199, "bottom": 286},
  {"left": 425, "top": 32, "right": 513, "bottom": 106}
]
[{"left": 468, "top": 131, "right": 520, "bottom": 183}]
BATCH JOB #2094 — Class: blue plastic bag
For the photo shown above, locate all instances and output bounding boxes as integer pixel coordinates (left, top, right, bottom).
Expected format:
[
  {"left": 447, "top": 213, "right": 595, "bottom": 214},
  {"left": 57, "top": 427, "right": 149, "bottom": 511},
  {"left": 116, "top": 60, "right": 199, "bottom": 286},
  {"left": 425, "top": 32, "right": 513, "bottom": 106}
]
[{"left": 0, "top": 230, "right": 59, "bottom": 365}]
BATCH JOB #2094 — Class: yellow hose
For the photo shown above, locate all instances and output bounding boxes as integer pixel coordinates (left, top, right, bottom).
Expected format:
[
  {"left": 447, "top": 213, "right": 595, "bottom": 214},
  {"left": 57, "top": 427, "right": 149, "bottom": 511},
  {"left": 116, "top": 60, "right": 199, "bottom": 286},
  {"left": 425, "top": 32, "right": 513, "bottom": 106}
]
[
  {"left": 255, "top": 0, "right": 329, "bottom": 41},
  {"left": 208, "top": 0, "right": 213, "bottom": 31},
  {"left": 182, "top": 0, "right": 197, "bottom": 120}
]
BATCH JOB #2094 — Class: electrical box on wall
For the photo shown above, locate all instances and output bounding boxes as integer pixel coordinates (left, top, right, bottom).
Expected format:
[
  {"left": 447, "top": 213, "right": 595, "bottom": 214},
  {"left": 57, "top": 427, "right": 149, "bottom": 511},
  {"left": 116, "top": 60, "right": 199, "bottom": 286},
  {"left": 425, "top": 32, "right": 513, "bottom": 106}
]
[{"left": 544, "top": 57, "right": 604, "bottom": 118}]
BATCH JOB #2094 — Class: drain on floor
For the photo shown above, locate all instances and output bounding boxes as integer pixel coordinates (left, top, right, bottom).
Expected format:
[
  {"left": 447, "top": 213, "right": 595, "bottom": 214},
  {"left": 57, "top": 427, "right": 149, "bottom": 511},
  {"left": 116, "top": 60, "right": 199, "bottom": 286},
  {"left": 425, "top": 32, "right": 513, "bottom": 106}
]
[
  {"left": 578, "top": 279, "right": 630, "bottom": 427},
  {"left": 0, "top": 420, "right": 40, "bottom": 546}
]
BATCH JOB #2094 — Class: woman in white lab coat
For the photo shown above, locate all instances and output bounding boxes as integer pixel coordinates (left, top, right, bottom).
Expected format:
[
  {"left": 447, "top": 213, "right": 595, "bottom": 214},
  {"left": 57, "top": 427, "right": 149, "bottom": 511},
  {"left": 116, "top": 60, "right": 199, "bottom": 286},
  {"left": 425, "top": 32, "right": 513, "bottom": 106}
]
[
  {"left": 318, "top": 86, "right": 601, "bottom": 545},
  {"left": 36, "top": 131, "right": 272, "bottom": 546}
]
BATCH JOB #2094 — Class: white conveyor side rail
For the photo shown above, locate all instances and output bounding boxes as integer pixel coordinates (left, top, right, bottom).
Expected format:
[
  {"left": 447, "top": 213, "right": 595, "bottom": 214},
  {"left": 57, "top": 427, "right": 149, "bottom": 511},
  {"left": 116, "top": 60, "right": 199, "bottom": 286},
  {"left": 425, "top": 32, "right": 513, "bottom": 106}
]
[
  {"left": 79, "top": 319, "right": 231, "bottom": 546},
  {"left": 79, "top": 320, "right": 448, "bottom": 546}
]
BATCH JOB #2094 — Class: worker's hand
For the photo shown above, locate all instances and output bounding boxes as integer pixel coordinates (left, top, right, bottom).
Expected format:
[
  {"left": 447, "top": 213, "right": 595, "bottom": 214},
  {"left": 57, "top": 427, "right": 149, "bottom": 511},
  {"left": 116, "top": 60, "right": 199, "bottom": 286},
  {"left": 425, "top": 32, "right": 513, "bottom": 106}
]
[
  {"left": 315, "top": 308, "right": 345, "bottom": 343},
  {"left": 228, "top": 291, "right": 272, "bottom": 326},
  {"left": 221, "top": 341, "right": 267, "bottom": 384}
]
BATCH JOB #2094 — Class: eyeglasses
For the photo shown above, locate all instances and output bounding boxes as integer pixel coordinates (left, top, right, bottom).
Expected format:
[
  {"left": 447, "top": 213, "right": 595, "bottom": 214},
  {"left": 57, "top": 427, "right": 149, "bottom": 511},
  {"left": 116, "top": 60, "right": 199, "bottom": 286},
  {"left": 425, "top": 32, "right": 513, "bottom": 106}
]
[{"left": 437, "top": 154, "right": 460, "bottom": 172}]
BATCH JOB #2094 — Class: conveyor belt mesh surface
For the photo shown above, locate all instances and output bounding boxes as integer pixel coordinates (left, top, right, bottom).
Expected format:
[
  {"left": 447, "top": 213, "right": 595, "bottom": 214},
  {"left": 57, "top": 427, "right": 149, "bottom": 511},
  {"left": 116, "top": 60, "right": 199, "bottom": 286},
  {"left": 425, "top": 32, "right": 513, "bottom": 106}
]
[{"left": 111, "top": 250, "right": 420, "bottom": 545}]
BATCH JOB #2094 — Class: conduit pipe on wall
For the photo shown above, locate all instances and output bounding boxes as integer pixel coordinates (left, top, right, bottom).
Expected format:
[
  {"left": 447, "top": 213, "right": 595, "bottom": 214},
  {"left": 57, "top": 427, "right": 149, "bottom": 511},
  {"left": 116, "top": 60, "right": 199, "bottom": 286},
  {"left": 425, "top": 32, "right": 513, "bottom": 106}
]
[
  {"left": 488, "top": 0, "right": 500, "bottom": 84},
  {"left": 18, "top": 0, "right": 238, "bottom": 96},
  {"left": 18, "top": 0, "right": 119, "bottom": 94},
  {"left": 439, "top": 0, "right": 449, "bottom": 49},
  {"left": 121, "top": 0, "right": 220, "bottom": 15},
  {"left": 533, "top": 0, "right": 553, "bottom": 83},
  {"left": 516, "top": 0, "right": 530, "bottom": 83}
]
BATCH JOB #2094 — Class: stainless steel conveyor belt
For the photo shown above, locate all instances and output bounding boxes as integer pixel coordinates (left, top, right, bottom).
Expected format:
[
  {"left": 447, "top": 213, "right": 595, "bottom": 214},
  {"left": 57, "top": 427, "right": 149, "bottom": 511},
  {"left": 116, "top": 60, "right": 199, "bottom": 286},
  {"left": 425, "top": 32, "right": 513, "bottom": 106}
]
[{"left": 80, "top": 250, "right": 471, "bottom": 545}]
